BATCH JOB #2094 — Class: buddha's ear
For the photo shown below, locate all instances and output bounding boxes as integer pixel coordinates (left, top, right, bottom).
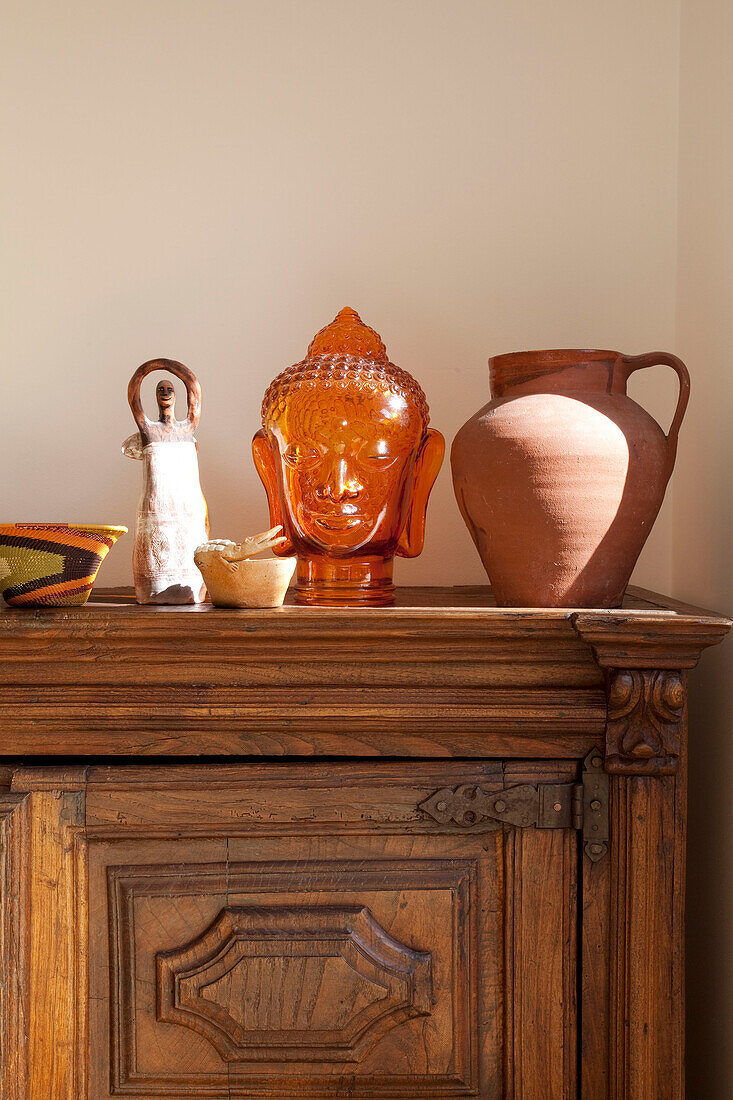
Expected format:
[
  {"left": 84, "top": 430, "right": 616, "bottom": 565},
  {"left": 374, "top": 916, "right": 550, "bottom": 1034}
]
[
  {"left": 252, "top": 430, "right": 294, "bottom": 555},
  {"left": 396, "top": 428, "right": 445, "bottom": 558}
]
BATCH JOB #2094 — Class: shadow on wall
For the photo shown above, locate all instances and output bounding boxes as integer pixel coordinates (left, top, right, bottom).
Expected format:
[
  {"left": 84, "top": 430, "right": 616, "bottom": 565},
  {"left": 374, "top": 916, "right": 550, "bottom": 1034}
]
[{"left": 687, "top": 641, "right": 733, "bottom": 1093}]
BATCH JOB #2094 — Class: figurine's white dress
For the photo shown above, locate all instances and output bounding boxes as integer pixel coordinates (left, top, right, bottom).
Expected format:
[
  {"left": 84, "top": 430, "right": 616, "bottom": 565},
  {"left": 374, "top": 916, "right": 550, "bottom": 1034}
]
[{"left": 123, "top": 433, "right": 207, "bottom": 604}]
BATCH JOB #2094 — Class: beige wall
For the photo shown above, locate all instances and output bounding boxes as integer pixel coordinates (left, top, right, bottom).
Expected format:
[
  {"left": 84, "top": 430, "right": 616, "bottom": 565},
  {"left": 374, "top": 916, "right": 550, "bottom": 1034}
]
[
  {"left": 0, "top": 0, "right": 681, "bottom": 589},
  {"left": 675, "top": 0, "right": 733, "bottom": 1092}
]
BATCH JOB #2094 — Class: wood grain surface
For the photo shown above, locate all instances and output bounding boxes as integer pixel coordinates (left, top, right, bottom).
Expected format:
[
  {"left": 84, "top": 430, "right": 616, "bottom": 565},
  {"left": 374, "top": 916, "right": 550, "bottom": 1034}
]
[
  {"left": 0, "top": 586, "right": 728, "bottom": 1097},
  {"left": 0, "top": 584, "right": 727, "bottom": 758}
]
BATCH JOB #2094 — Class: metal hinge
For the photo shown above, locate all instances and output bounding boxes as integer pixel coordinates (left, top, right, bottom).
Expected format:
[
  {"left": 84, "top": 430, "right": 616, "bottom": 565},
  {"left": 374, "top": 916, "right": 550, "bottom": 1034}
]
[{"left": 419, "top": 749, "right": 609, "bottom": 862}]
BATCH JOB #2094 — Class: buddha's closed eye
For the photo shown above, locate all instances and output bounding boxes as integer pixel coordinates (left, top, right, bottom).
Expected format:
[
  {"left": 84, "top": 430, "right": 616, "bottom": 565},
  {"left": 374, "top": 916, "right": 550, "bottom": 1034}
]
[
  {"left": 282, "top": 444, "right": 320, "bottom": 469},
  {"left": 282, "top": 441, "right": 399, "bottom": 469},
  {"left": 358, "top": 442, "right": 400, "bottom": 469}
]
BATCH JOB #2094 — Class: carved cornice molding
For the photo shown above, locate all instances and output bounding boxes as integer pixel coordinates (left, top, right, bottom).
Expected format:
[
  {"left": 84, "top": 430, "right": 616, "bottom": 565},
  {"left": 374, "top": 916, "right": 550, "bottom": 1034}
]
[
  {"left": 571, "top": 611, "right": 731, "bottom": 670},
  {"left": 572, "top": 611, "right": 731, "bottom": 776}
]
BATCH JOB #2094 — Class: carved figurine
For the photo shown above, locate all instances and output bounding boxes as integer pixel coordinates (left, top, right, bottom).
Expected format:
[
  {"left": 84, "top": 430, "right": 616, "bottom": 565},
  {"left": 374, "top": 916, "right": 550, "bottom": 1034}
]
[
  {"left": 253, "top": 307, "right": 444, "bottom": 606},
  {"left": 194, "top": 525, "right": 295, "bottom": 608},
  {"left": 123, "top": 358, "right": 208, "bottom": 604}
]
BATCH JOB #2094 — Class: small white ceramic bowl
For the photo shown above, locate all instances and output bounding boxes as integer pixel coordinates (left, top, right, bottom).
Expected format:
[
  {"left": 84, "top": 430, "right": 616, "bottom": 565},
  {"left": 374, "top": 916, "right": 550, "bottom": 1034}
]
[{"left": 194, "top": 540, "right": 295, "bottom": 608}]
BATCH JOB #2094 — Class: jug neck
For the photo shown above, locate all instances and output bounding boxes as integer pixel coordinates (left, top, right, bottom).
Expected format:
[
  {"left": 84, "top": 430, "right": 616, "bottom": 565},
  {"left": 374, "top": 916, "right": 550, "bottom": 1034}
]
[{"left": 489, "top": 349, "right": 626, "bottom": 399}]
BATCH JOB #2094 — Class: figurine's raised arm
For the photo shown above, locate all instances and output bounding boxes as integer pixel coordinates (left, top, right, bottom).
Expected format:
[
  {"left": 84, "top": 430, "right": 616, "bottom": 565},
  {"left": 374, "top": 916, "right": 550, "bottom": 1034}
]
[{"left": 128, "top": 358, "right": 201, "bottom": 443}]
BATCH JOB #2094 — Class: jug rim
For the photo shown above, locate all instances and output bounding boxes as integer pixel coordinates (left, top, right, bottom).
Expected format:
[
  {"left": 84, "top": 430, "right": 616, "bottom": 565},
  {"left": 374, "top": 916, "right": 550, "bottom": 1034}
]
[
  {"left": 489, "top": 348, "right": 620, "bottom": 369},
  {"left": 489, "top": 348, "right": 622, "bottom": 396}
]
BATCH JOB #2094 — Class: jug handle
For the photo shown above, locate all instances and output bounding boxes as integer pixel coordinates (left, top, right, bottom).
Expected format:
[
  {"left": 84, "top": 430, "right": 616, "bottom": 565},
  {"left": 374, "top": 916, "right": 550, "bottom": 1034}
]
[{"left": 616, "top": 352, "right": 690, "bottom": 478}]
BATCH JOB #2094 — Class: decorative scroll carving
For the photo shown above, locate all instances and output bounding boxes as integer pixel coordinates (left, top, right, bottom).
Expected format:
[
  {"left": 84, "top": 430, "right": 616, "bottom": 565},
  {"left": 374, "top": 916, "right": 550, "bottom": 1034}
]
[
  {"left": 605, "top": 669, "right": 684, "bottom": 774},
  {"left": 156, "top": 905, "right": 432, "bottom": 1063}
]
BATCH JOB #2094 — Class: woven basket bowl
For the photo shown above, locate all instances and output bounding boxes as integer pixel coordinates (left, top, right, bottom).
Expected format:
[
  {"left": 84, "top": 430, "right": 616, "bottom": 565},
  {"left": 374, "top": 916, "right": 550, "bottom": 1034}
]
[{"left": 0, "top": 523, "right": 127, "bottom": 607}]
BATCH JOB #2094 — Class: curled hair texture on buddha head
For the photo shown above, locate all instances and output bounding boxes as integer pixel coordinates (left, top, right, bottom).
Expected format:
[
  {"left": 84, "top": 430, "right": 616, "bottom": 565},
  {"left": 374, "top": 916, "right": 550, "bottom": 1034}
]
[{"left": 261, "top": 353, "right": 430, "bottom": 429}]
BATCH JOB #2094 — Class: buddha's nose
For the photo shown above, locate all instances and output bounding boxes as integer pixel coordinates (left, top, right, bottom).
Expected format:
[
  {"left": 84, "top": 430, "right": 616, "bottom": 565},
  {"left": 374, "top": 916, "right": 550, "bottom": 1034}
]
[{"left": 317, "top": 457, "right": 362, "bottom": 502}]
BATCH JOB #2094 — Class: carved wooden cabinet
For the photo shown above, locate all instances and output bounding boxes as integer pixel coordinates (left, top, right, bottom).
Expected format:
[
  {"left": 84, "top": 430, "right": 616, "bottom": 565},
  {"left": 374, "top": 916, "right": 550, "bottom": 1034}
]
[{"left": 0, "top": 587, "right": 729, "bottom": 1099}]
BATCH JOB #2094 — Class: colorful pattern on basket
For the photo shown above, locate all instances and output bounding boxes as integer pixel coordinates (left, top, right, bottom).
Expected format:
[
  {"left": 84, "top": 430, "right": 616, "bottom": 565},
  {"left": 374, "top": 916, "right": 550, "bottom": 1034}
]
[{"left": 0, "top": 524, "right": 125, "bottom": 606}]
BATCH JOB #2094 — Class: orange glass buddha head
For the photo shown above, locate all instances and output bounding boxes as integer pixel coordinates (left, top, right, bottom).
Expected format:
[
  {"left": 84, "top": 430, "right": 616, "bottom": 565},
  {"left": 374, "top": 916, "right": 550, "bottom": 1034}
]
[{"left": 253, "top": 307, "right": 444, "bottom": 605}]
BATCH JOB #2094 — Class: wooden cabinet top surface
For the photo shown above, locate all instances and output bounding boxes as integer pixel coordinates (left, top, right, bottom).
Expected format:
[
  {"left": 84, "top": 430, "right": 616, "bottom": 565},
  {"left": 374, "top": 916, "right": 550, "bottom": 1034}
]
[
  {"left": 0, "top": 585, "right": 728, "bottom": 760},
  {"left": 0, "top": 581, "right": 725, "bottom": 619}
]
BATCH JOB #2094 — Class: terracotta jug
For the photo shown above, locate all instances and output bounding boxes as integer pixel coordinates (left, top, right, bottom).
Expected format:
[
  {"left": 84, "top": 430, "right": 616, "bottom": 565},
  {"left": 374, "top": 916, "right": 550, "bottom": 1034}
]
[{"left": 451, "top": 349, "right": 690, "bottom": 607}]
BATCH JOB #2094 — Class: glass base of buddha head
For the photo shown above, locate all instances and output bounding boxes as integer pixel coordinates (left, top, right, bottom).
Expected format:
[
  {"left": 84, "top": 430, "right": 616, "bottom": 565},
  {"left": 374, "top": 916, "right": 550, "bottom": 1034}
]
[{"left": 252, "top": 307, "right": 444, "bottom": 606}]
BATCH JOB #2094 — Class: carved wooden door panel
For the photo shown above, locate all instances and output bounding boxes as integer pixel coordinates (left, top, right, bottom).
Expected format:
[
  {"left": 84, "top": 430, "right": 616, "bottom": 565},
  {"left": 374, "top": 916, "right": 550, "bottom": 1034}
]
[{"left": 4, "top": 760, "right": 582, "bottom": 1099}]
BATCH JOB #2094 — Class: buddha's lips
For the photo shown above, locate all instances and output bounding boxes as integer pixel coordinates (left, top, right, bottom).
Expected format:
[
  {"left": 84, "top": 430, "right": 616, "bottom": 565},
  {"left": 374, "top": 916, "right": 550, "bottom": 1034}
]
[{"left": 310, "top": 513, "right": 363, "bottom": 531}]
